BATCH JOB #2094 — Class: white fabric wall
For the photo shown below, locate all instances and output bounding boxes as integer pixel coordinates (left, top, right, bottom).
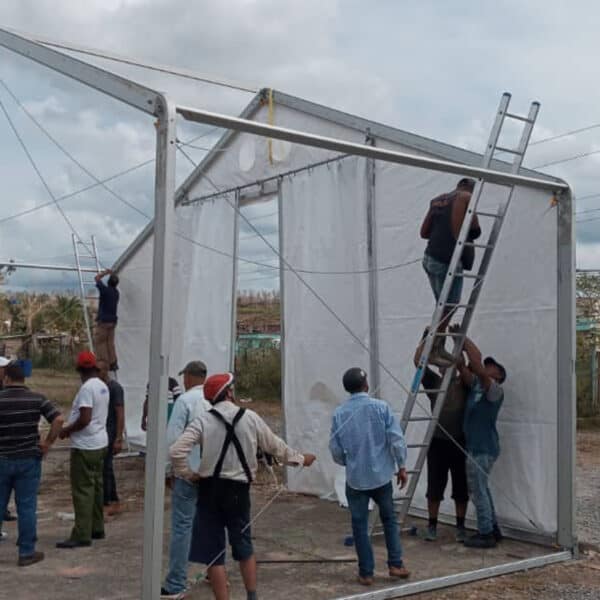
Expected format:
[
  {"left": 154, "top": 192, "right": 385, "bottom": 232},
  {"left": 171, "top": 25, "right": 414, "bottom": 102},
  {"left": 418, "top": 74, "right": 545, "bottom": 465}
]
[
  {"left": 282, "top": 157, "right": 559, "bottom": 536},
  {"left": 281, "top": 157, "right": 371, "bottom": 496},
  {"left": 116, "top": 197, "right": 236, "bottom": 446}
]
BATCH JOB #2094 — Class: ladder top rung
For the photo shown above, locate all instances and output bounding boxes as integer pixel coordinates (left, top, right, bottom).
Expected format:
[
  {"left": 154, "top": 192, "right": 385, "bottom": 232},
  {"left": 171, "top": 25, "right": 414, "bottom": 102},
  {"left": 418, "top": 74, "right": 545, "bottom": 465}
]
[
  {"left": 475, "top": 211, "right": 503, "bottom": 218},
  {"left": 495, "top": 146, "right": 523, "bottom": 156},
  {"left": 505, "top": 112, "right": 535, "bottom": 124}
]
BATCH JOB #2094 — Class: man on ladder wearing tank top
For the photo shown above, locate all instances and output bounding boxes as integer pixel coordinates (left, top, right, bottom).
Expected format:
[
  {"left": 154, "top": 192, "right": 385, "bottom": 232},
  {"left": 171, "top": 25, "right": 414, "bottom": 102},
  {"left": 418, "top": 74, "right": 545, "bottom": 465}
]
[
  {"left": 420, "top": 178, "right": 481, "bottom": 367},
  {"left": 170, "top": 373, "right": 317, "bottom": 600}
]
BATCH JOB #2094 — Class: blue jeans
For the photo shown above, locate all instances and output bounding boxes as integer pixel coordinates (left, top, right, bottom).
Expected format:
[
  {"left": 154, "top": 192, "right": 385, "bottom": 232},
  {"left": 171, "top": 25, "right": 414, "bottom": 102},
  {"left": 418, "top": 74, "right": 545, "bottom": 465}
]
[
  {"left": 0, "top": 457, "right": 42, "bottom": 557},
  {"left": 163, "top": 478, "right": 198, "bottom": 594},
  {"left": 466, "top": 453, "right": 497, "bottom": 535},
  {"left": 346, "top": 482, "right": 403, "bottom": 578},
  {"left": 423, "top": 254, "right": 463, "bottom": 305}
]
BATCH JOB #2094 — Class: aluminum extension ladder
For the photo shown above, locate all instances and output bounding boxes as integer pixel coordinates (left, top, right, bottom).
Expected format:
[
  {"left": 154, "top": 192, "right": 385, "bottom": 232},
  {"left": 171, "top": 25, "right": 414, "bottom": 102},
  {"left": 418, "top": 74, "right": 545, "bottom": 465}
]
[
  {"left": 384, "top": 93, "right": 540, "bottom": 532},
  {"left": 72, "top": 234, "right": 101, "bottom": 352}
]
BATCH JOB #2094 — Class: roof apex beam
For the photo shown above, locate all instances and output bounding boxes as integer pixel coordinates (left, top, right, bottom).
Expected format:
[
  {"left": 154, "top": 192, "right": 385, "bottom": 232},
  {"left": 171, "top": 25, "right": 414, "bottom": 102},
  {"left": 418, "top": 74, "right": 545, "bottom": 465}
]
[
  {"left": 177, "top": 105, "right": 569, "bottom": 193},
  {"left": 0, "top": 26, "right": 159, "bottom": 115}
]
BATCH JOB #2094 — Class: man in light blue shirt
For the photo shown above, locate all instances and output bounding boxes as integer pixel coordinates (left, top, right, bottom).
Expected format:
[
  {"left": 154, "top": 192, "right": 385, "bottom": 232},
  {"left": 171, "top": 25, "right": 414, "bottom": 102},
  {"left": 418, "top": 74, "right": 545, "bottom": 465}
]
[
  {"left": 161, "top": 361, "right": 210, "bottom": 600},
  {"left": 329, "top": 368, "right": 410, "bottom": 586}
]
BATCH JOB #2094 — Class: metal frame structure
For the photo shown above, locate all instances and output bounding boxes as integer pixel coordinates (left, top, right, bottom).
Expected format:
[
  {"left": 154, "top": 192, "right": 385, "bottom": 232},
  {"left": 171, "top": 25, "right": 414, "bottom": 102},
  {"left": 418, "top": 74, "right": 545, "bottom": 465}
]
[{"left": 0, "top": 26, "right": 576, "bottom": 600}]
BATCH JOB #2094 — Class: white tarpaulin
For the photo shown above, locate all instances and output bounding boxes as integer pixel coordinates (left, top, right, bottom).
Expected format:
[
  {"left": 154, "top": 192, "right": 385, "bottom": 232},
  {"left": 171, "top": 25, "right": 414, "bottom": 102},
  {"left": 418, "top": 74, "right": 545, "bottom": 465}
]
[
  {"left": 282, "top": 156, "right": 558, "bottom": 536},
  {"left": 116, "top": 197, "right": 236, "bottom": 446}
]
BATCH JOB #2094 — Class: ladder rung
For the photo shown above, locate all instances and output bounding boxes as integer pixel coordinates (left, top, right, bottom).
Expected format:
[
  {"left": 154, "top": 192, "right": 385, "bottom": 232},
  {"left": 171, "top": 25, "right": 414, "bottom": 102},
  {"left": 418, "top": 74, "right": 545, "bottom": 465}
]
[
  {"left": 505, "top": 112, "right": 535, "bottom": 124},
  {"left": 405, "top": 416, "right": 433, "bottom": 422},
  {"left": 494, "top": 146, "right": 523, "bottom": 156},
  {"left": 406, "top": 469, "right": 421, "bottom": 475},
  {"left": 457, "top": 273, "right": 483, "bottom": 280},
  {"left": 394, "top": 496, "right": 411, "bottom": 502},
  {"left": 407, "top": 443, "right": 428, "bottom": 449},
  {"left": 463, "top": 242, "right": 493, "bottom": 249},
  {"left": 445, "top": 303, "right": 474, "bottom": 309},
  {"left": 475, "top": 211, "right": 503, "bottom": 218},
  {"left": 435, "top": 331, "right": 464, "bottom": 337},
  {"left": 417, "top": 388, "right": 446, "bottom": 394}
]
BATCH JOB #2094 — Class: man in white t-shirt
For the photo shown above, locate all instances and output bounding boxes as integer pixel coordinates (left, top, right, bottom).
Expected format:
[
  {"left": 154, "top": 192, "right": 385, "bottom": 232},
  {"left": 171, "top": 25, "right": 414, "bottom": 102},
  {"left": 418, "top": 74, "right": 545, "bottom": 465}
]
[{"left": 56, "top": 351, "right": 109, "bottom": 549}]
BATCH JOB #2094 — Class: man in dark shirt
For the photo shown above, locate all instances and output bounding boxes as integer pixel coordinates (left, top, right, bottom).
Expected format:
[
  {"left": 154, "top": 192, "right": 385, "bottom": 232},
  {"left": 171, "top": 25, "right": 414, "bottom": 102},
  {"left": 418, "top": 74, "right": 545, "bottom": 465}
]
[
  {"left": 414, "top": 332, "right": 469, "bottom": 543},
  {"left": 94, "top": 268, "right": 120, "bottom": 371},
  {"left": 457, "top": 336, "right": 506, "bottom": 549},
  {"left": 420, "top": 178, "right": 480, "bottom": 367},
  {"left": 140, "top": 377, "right": 182, "bottom": 432},
  {"left": 0, "top": 362, "right": 63, "bottom": 566},
  {"left": 97, "top": 360, "right": 125, "bottom": 516},
  {"left": 0, "top": 356, "right": 17, "bottom": 531}
]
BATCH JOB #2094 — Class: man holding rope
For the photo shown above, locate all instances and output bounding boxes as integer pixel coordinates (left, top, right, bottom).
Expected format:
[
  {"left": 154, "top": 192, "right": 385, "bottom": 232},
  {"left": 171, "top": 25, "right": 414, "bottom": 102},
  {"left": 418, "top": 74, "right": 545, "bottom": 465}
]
[{"left": 170, "top": 372, "right": 316, "bottom": 600}]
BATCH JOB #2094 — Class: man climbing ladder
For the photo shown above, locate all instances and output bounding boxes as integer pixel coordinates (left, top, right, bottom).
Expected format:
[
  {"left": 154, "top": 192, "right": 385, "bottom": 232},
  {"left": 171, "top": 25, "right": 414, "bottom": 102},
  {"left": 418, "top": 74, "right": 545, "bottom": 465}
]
[{"left": 94, "top": 269, "right": 120, "bottom": 371}]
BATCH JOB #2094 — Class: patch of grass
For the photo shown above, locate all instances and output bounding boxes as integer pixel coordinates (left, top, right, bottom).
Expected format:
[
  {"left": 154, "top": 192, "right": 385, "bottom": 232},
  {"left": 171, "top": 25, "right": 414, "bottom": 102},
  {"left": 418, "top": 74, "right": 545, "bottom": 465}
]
[
  {"left": 28, "top": 368, "right": 79, "bottom": 412},
  {"left": 578, "top": 416, "right": 600, "bottom": 431},
  {"left": 235, "top": 348, "right": 281, "bottom": 402}
]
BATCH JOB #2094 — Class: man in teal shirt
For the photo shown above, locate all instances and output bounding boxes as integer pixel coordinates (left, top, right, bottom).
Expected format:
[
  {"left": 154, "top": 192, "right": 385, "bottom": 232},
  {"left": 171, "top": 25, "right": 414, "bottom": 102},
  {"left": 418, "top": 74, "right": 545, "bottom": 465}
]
[{"left": 457, "top": 335, "right": 506, "bottom": 549}]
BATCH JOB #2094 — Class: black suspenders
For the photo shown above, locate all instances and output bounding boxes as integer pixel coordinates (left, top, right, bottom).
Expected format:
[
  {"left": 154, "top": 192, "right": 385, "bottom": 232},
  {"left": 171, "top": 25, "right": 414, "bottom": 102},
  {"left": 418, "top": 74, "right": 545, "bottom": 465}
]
[{"left": 209, "top": 408, "right": 253, "bottom": 483}]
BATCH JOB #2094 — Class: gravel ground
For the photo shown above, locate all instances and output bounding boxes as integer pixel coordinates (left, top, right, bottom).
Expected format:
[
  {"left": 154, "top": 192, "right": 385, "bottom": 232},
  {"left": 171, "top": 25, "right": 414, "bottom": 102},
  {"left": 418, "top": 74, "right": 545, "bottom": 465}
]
[{"left": 576, "top": 431, "right": 600, "bottom": 547}]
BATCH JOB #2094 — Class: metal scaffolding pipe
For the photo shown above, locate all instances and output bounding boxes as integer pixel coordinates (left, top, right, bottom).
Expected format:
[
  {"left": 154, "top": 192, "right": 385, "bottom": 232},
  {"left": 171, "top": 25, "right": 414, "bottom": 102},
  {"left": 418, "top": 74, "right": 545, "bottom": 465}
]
[{"left": 0, "top": 260, "right": 97, "bottom": 273}]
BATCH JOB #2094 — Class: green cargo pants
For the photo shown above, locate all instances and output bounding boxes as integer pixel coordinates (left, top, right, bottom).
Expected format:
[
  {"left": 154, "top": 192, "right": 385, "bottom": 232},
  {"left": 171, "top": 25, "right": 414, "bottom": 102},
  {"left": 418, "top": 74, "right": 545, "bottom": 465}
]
[{"left": 70, "top": 448, "right": 106, "bottom": 543}]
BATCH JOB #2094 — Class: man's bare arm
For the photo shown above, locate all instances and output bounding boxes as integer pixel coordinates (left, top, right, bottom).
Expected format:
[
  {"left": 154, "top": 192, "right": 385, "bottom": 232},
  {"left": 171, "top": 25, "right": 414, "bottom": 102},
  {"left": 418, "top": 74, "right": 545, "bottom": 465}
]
[
  {"left": 462, "top": 337, "right": 492, "bottom": 389},
  {"left": 95, "top": 268, "right": 112, "bottom": 283},
  {"left": 420, "top": 208, "right": 433, "bottom": 239},
  {"left": 60, "top": 407, "right": 92, "bottom": 438},
  {"left": 40, "top": 415, "right": 64, "bottom": 456}
]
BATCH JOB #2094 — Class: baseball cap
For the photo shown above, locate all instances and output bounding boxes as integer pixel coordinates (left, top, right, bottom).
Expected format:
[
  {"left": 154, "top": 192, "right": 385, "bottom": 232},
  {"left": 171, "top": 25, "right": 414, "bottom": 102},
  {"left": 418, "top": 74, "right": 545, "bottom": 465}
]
[
  {"left": 484, "top": 356, "right": 507, "bottom": 384},
  {"left": 204, "top": 373, "right": 234, "bottom": 402},
  {"left": 0, "top": 356, "right": 10, "bottom": 367},
  {"left": 178, "top": 360, "right": 207, "bottom": 377},
  {"left": 76, "top": 351, "right": 97, "bottom": 370}
]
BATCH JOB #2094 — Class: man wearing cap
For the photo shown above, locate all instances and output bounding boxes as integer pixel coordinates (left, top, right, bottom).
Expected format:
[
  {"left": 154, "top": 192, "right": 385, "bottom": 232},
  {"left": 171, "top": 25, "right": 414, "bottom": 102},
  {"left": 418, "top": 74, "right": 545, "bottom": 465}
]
[
  {"left": 94, "top": 268, "right": 120, "bottom": 371},
  {"left": 161, "top": 361, "right": 210, "bottom": 600},
  {"left": 57, "top": 351, "right": 110, "bottom": 549},
  {"left": 170, "top": 373, "right": 316, "bottom": 600},
  {"left": 457, "top": 336, "right": 506, "bottom": 549},
  {"left": 420, "top": 178, "right": 481, "bottom": 367},
  {"left": 0, "top": 361, "right": 64, "bottom": 565},
  {"left": 330, "top": 368, "right": 410, "bottom": 586}
]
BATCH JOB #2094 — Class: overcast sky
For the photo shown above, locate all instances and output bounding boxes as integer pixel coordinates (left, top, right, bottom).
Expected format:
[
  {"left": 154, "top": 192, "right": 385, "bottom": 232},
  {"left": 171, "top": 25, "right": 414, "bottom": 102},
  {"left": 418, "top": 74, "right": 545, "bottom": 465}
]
[{"left": 0, "top": 1, "right": 598, "bottom": 293}]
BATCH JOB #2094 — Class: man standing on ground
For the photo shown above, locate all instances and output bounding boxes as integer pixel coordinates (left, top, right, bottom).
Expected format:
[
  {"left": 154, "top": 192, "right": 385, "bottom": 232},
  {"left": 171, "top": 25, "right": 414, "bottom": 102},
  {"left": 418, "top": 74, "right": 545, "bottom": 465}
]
[
  {"left": 0, "top": 361, "right": 63, "bottom": 565},
  {"left": 57, "top": 351, "right": 109, "bottom": 549},
  {"left": 0, "top": 355, "right": 17, "bottom": 538},
  {"left": 420, "top": 178, "right": 481, "bottom": 367},
  {"left": 414, "top": 331, "right": 469, "bottom": 542},
  {"left": 141, "top": 376, "right": 182, "bottom": 432},
  {"left": 161, "top": 360, "right": 210, "bottom": 600},
  {"left": 170, "top": 373, "right": 316, "bottom": 600},
  {"left": 329, "top": 368, "right": 410, "bottom": 586},
  {"left": 457, "top": 336, "right": 506, "bottom": 548},
  {"left": 97, "top": 360, "right": 125, "bottom": 516},
  {"left": 94, "top": 268, "right": 120, "bottom": 371}
]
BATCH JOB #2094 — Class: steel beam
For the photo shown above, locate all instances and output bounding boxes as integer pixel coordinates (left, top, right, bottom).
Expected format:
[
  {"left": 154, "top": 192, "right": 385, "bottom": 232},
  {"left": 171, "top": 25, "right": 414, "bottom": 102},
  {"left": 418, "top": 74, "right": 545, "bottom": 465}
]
[
  {"left": 333, "top": 551, "right": 572, "bottom": 600},
  {"left": 176, "top": 106, "right": 569, "bottom": 193},
  {"left": 141, "top": 95, "right": 177, "bottom": 600},
  {"left": 0, "top": 26, "right": 159, "bottom": 115},
  {"left": 229, "top": 190, "right": 241, "bottom": 370},
  {"left": 0, "top": 260, "right": 97, "bottom": 273},
  {"left": 557, "top": 188, "right": 577, "bottom": 550}
]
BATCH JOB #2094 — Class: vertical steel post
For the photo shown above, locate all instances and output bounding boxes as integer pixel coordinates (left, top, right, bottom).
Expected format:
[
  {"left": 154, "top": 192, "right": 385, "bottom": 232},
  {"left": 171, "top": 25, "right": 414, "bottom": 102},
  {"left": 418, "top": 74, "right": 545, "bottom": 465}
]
[
  {"left": 229, "top": 191, "right": 241, "bottom": 371},
  {"left": 557, "top": 188, "right": 576, "bottom": 551},
  {"left": 277, "top": 178, "right": 288, "bottom": 475},
  {"left": 141, "top": 95, "right": 177, "bottom": 600},
  {"left": 365, "top": 137, "right": 380, "bottom": 392}
]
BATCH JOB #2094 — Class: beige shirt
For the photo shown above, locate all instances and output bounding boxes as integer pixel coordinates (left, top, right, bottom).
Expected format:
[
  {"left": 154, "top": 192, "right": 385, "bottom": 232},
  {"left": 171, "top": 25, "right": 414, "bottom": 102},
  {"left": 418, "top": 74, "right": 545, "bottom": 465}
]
[{"left": 170, "top": 400, "right": 305, "bottom": 482}]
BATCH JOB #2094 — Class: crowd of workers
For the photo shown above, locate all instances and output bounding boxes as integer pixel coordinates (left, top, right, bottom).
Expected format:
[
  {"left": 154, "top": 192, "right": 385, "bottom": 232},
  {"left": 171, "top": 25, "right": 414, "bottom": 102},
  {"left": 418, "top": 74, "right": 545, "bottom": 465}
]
[{"left": 0, "top": 177, "right": 508, "bottom": 599}]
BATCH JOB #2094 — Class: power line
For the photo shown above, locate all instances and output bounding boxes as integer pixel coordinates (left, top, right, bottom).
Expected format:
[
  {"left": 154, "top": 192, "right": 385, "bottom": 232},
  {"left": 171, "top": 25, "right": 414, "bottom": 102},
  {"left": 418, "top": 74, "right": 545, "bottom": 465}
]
[
  {"left": 530, "top": 123, "right": 600, "bottom": 146},
  {"left": 532, "top": 148, "right": 600, "bottom": 169}
]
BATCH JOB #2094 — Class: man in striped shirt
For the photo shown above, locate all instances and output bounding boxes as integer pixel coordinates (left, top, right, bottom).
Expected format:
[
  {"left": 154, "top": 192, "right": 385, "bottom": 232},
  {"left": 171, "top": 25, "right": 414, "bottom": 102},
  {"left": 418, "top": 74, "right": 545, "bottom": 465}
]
[{"left": 0, "top": 361, "right": 64, "bottom": 566}]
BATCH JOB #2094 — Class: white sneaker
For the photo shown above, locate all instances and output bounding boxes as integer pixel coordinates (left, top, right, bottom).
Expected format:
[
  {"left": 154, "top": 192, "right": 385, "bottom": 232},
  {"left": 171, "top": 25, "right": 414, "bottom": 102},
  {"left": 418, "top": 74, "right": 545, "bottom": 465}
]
[{"left": 0, "top": 531, "right": 7, "bottom": 541}]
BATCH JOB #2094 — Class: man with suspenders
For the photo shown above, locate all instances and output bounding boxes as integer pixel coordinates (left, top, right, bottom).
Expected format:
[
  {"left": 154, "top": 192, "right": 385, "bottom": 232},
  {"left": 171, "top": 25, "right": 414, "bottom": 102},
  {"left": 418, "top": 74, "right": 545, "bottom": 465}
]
[{"left": 170, "top": 373, "right": 316, "bottom": 600}]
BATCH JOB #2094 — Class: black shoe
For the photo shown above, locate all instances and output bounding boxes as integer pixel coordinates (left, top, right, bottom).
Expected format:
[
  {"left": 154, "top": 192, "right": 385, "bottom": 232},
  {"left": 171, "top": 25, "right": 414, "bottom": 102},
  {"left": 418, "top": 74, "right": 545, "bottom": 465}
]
[
  {"left": 92, "top": 531, "right": 105, "bottom": 540},
  {"left": 463, "top": 532, "right": 497, "bottom": 548},
  {"left": 18, "top": 551, "right": 45, "bottom": 567},
  {"left": 493, "top": 524, "right": 504, "bottom": 542},
  {"left": 4, "top": 510, "right": 17, "bottom": 522},
  {"left": 56, "top": 539, "right": 92, "bottom": 549}
]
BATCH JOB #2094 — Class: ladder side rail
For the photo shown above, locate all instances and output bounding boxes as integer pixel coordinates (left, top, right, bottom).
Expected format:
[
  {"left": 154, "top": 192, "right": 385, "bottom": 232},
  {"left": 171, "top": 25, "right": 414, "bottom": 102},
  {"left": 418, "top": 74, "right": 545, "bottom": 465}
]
[{"left": 72, "top": 234, "right": 94, "bottom": 351}]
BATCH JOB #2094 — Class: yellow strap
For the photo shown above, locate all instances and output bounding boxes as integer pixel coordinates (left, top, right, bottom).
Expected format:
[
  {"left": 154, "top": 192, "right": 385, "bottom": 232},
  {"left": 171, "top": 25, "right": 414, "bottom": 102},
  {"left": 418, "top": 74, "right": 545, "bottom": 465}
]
[{"left": 267, "top": 88, "right": 274, "bottom": 165}]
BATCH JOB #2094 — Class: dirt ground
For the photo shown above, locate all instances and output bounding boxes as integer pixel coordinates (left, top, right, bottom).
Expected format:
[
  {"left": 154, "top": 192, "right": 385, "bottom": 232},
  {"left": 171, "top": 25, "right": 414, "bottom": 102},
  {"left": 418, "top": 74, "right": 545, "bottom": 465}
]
[{"left": 1, "top": 372, "right": 599, "bottom": 599}]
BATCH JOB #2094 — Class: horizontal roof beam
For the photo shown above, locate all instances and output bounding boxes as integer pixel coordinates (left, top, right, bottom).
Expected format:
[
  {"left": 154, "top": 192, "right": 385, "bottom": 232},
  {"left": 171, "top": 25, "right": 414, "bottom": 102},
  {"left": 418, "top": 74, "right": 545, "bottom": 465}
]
[
  {"left": 0, "top": 26, "right": 160, "bottom": 115},
  {"left": 177, "top": 105, "right": 569, "bottom": 193},
  {"left": 0, "top": 260, "right": 96, "bottom": 273}
]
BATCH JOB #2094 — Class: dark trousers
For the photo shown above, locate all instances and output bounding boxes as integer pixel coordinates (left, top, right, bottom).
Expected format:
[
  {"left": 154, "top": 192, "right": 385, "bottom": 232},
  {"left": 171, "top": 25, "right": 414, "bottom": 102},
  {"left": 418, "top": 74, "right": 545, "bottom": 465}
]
[
  {"left": 102, "top": 440, "right": 119, "bottom": 505},
  {"left": 70, "top": 448, "right": 106, "bottom": 543}
]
